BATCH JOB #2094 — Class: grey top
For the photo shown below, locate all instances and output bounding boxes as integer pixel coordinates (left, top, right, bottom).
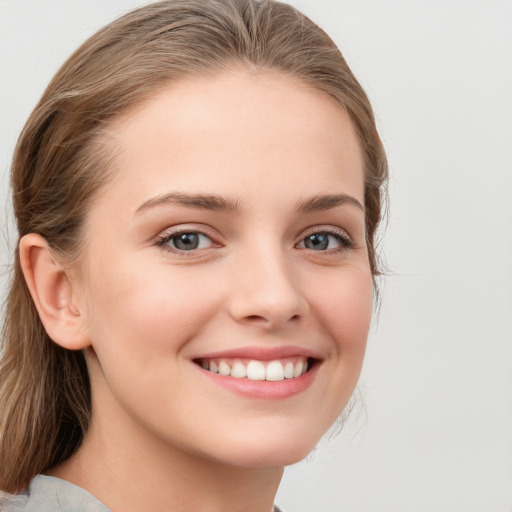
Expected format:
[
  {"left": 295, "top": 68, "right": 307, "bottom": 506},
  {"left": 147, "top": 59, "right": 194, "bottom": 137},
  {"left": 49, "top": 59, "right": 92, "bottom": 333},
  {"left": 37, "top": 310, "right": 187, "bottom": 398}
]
[
  {"left": 0, "top": 475, "right": 285, "bottom": 511},
  {"left": 0, "top": 475, "right": 109, "bottom": 511}
]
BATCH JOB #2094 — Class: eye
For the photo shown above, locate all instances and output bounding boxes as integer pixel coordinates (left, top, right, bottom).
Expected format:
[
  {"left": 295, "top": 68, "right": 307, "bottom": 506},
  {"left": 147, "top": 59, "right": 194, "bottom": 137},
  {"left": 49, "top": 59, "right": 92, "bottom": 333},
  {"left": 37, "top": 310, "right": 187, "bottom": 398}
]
[
  {"left": 297, "top": 231, "right": 353, "bottom": 252},
  {"left": 157, "top": 231, "right": 214, "bottom": 252}
]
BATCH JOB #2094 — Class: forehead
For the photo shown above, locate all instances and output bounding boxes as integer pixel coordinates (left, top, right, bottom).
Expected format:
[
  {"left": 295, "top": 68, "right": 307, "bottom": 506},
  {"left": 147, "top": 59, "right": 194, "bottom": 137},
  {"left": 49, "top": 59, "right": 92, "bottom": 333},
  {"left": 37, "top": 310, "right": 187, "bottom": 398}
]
[{"left": 99, "top": 69, "right": 365, "bottom": 210}]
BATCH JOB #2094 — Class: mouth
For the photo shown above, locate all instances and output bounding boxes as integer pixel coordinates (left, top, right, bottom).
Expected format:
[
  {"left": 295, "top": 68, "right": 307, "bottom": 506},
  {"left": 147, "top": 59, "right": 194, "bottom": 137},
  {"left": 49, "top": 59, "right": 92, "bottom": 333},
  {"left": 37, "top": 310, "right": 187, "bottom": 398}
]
[
  {"left": 191, "top": 346, "right": 322, "bottom": 399},
  {"left": 193, "top": 356, "right": 318, "bottom": 382}
]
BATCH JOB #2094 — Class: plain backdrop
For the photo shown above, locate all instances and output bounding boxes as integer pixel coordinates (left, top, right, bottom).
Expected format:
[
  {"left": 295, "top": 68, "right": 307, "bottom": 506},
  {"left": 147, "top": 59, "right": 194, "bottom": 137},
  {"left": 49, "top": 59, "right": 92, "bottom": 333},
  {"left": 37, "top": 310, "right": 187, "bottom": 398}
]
[{"left": 1, "top": 1, "right": 511, "bottom": 511}]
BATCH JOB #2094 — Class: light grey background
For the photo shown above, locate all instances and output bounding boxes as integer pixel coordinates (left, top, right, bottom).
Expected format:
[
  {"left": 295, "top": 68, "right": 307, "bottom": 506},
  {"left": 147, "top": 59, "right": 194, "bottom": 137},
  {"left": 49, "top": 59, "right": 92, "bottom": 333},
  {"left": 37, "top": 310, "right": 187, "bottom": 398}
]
[{"left": 1, "top": 1, "right": 511, "bottom": 511}]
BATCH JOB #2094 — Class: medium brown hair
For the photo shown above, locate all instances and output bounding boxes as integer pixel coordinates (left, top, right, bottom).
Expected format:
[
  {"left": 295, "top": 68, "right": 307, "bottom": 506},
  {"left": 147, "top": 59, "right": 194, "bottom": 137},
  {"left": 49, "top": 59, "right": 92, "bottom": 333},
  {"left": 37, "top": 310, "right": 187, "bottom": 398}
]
[{"left": 0, "top": 0, "right": 387, "bottom": 492}]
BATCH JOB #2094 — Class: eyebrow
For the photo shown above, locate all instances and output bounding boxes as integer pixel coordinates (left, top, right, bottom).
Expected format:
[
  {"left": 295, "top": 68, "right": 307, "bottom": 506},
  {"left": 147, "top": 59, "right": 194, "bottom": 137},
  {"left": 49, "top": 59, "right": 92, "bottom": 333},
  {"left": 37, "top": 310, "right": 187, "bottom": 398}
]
[
  {"left": 134, "top": 192, "right": 241, "bottom": 216},
  {"left": 134, "top": 191, "right": 363, "bottom": 216},
  {"left": 296, "top": 193, "right": 364, "bottom": 213}
]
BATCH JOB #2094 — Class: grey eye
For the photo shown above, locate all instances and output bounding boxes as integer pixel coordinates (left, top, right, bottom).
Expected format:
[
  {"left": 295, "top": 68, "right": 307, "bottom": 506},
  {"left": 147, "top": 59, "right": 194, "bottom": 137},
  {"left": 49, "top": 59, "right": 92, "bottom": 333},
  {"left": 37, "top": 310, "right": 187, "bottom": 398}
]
[
  {"left": 168, "top": 232, "right": 212, "bottom": 251},
  {"left": 303, "top": 233, "right": 330, "bottom": 250},
  {"left": 298, "top": 232, "right": 347, "bottom": 251}
]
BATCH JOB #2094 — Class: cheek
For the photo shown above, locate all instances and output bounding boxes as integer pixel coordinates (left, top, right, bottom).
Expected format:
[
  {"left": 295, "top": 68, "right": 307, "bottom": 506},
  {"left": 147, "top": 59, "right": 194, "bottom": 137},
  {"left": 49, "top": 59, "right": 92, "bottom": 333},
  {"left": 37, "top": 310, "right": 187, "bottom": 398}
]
[
  {"left": 294, "top": 266, "right": 373, "bottom": 439},
  {"left": 311, "top": 266, "right": 374, "bottom": 354},
  {"left": 81, "top": 262, "right": 223, "bottom": 426},
  {"left": 82, "top": 261, "right": 219, "bottom": 362}
]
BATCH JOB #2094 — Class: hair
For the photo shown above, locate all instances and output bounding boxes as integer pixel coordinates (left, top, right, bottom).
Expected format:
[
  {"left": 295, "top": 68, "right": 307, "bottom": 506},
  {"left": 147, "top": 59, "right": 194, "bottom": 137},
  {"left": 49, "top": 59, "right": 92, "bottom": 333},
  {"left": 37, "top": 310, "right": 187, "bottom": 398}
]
[{"left": 0, "top": 0, "right": 387, "bottom": 492}]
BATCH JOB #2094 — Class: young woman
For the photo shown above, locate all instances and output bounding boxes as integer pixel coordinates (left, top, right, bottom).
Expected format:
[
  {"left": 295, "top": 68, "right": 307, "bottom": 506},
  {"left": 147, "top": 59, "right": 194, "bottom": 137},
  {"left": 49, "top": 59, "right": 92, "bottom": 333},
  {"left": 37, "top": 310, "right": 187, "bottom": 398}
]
[{"left": 0, "top": 1, "right": 387, "bottom": 510}]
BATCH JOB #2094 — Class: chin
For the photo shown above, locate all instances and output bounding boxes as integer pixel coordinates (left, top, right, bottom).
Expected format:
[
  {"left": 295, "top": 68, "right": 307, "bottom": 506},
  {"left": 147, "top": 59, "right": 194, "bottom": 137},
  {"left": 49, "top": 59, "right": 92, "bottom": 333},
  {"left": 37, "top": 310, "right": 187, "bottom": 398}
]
[
  {"left": 217, "top": 445, "right": 313, "bottom": 469},
  {"left": 204, "top": 422, "right": 324, "bottom": 469}
]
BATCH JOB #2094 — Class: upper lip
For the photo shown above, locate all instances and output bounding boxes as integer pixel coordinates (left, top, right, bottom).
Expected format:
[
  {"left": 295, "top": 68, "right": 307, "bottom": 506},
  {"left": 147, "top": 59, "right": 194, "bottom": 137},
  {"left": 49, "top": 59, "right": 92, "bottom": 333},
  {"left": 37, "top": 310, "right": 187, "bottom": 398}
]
[{"left": 191, "top": 345, "right": 323, "bottom": 361}]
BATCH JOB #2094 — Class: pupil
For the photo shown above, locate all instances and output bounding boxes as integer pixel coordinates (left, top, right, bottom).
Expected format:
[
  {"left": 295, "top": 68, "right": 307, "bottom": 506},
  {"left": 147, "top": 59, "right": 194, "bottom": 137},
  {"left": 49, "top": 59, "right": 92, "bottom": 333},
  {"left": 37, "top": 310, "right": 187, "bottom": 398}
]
[
  {"left": 306, "top": 234, "right": 328, "bottom": 250},
  {"left": 174, "top": 233, "right": 199, "bottom": 250}
]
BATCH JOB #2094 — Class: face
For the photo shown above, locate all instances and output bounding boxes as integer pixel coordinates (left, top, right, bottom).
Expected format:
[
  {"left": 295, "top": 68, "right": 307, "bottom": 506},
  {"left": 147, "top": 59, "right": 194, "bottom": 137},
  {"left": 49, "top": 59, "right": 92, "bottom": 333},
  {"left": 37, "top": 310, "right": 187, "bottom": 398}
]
[{"left": 76, "top": 69, "right": 373, "bottom": 468}]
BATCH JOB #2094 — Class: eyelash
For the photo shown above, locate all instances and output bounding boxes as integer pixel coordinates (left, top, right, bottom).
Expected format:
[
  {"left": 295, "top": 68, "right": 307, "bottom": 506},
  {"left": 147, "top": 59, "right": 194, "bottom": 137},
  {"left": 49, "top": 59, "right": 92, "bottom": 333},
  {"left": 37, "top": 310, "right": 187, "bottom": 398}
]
[
  {"left": 154, "top": 227, "right": 354, "bottom": 254},
  {"left": 296, "top": 227, "right": 354, "bottom": 253},
  {"left": 155, "top": 228, "right": 218, "bottom": 254}
]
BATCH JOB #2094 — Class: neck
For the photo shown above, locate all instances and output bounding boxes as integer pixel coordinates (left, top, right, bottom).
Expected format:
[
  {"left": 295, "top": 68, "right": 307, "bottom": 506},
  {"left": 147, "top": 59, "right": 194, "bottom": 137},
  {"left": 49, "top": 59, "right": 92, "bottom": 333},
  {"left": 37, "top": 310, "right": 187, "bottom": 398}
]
[{"left": 48, "top": 386, "right": 283, "bottom": 512}]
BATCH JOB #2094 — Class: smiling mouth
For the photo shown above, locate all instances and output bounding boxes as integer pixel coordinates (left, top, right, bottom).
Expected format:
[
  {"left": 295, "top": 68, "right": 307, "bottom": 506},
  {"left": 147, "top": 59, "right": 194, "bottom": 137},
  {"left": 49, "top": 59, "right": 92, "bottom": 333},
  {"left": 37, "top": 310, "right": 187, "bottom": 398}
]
[{"left": 193, "top": 357, "right": 317, "bottom": 382}]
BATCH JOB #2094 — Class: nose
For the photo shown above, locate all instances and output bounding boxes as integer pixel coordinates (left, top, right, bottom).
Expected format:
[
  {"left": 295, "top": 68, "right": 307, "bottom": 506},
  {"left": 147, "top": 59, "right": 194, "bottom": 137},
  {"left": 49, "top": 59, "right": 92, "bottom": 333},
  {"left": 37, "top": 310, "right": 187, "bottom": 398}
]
[{"left": 227, "top": 246, "right": 309, "bottom": 330}]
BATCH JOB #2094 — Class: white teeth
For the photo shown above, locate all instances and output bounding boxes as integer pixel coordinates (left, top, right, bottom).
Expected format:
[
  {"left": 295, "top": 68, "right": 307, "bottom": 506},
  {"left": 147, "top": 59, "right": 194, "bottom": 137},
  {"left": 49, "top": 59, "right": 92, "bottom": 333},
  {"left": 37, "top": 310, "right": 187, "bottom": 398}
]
[
  {"left": 231, "top": 361, "right": 247, "bottom": 379},
  {"left": 246, "top": 360, "right": 266, "bottom": 381},
  {"left": 293, "top": 361, "right": 303, "bottom": 378},
  {"left": 202, "top": 357, "right": 311, "bottom": 380},
  {"left": 218, "top": 361, "right": 231, "bottom": 376},
  {"left": 266, "top": 361, "right": 284, "bottom": 381}
]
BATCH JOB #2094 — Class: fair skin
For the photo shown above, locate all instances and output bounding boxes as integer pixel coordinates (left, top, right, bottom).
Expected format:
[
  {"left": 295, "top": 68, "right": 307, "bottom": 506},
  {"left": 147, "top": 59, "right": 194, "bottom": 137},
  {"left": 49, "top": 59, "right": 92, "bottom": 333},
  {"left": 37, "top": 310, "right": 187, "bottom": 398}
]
[{"left": 21, "top": 69, "right": 372, "bottom": 512}]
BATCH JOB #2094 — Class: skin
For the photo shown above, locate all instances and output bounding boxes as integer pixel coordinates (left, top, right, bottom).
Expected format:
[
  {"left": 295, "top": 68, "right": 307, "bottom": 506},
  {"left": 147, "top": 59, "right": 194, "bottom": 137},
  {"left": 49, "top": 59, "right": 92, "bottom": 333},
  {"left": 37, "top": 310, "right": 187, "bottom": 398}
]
[{"left": 23, "top": 69, "right": 373, "bottom": 512}]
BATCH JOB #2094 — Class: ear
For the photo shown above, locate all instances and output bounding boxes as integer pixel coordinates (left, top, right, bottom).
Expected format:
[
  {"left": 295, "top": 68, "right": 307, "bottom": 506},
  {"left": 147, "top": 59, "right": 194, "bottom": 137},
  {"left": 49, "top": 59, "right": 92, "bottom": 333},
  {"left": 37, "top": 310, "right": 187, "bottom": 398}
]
[{"left": 19, "top": 233, "right": 90, "bottom": 350}]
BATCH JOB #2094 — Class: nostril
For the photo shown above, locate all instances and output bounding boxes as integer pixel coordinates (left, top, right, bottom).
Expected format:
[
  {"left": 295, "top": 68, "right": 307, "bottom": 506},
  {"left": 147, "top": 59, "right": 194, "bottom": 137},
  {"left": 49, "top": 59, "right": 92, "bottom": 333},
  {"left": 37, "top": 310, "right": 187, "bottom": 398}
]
[
  {"left": 247, "top": 315, "right": 265, "bottom": 322},
  {"left": 244, "top": 313, "right": 300, "bottom": 324}
]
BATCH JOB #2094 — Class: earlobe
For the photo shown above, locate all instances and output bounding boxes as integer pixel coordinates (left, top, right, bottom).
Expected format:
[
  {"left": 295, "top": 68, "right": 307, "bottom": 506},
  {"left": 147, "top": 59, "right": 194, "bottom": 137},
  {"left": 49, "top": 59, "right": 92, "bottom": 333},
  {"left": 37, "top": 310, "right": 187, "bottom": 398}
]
[{"left": 19, "top": 233, "right": 90, "bottom": 350}]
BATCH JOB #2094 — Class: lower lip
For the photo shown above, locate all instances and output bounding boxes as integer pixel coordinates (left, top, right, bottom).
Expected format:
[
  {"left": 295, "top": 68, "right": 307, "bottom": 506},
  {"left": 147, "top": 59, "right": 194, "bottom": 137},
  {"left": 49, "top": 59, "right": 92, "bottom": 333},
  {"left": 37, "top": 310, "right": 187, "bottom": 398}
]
[{"left": 196, "top": 363, "right": 319, "bottom": 399}]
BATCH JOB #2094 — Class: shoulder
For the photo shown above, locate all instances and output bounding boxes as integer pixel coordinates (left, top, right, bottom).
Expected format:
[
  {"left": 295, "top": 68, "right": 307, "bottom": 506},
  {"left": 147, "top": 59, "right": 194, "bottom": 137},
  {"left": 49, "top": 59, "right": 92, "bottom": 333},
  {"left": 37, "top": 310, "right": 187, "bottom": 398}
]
[
  {"left": 1, "top": 477, "right": 286, "bottom": 512},
  {"left": 0, "top": 475, "right": 110, "bottom": 512},
  {"left": 0, "top": 490, "right": 28, "bottom": 512}
]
